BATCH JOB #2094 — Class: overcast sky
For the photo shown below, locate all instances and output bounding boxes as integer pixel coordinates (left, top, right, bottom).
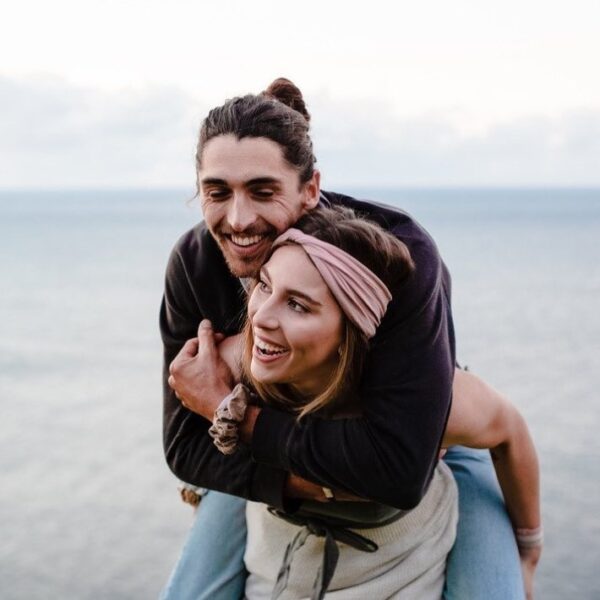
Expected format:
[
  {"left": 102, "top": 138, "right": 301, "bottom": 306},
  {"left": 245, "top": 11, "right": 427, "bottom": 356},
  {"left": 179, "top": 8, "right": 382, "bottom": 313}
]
[{"left": 2, "top": 0, "right": 599, "bottom": 188}]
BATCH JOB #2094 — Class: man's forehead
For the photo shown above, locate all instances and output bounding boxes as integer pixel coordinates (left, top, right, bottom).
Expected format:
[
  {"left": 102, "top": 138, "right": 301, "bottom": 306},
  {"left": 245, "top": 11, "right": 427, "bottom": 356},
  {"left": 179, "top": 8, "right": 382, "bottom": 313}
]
[{"left": 200, "top": 135, "right": 293, "bottom": 182}]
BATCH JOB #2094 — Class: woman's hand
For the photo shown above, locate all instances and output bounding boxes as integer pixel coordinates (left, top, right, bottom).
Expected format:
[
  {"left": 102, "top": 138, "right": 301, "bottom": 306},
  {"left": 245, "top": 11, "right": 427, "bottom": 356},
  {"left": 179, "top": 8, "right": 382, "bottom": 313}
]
[
  {"left": 285, "top": 473, "right": 368, "bottom": 502},
  {"left": 520, "top": 545, "right": 542, "bottom": 600}
]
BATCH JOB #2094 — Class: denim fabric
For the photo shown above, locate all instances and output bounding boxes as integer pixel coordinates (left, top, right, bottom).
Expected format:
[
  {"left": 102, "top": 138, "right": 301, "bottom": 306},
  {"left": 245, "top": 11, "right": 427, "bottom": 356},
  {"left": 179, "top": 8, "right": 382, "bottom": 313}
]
[
  {"left": 160, "top": 490, "right": 247, "bottom": 600},
  {"left": 161, "top": 446, "right": 524, "bottom": 600},
  {"left": 443, "top": 446, "right": 525, "bottom": 600}
]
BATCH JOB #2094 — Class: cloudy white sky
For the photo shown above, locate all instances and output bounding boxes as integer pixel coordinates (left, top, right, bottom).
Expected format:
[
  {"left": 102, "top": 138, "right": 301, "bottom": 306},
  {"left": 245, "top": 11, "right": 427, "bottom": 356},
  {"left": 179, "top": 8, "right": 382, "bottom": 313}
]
[{"left": 2, "top": 0, "right": 599, "bottom": 188}]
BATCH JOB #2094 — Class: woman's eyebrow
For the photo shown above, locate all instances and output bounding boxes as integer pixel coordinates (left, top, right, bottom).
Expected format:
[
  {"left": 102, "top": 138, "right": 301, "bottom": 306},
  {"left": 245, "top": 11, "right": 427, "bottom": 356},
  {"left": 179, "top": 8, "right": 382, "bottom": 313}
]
[
  {"left": 285, "top": 288, "right": 322, "bottom": 307},
  {"left": 263, "top": 265, "right": 322, "bottom": 306},
  {"left": 262, "top": 266, "right": 323, "bottom": 307}
]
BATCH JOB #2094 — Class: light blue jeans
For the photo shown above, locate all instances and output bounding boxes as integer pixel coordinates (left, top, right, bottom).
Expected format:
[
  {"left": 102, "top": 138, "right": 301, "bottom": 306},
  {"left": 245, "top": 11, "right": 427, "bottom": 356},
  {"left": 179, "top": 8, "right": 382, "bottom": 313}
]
[{"left": 160, "top": 447, "right": 524, "bottom": 600}]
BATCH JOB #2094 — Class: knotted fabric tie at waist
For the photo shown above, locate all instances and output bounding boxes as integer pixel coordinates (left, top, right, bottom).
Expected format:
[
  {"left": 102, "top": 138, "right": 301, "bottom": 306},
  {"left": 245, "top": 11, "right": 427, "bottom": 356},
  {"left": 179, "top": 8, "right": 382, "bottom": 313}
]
[{"left": 268, "top": 508, "right": 379, "bottom": 600}]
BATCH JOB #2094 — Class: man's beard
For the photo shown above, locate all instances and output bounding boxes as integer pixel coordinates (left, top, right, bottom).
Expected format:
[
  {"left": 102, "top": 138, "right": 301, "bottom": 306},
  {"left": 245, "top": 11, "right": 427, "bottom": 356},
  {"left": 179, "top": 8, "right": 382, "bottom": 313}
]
[
  {"left": 213, "top": 227, "right": 276, "bottom": 278},
  {"left": 221, "top": 248, "right": 265, "bottom": 278}
]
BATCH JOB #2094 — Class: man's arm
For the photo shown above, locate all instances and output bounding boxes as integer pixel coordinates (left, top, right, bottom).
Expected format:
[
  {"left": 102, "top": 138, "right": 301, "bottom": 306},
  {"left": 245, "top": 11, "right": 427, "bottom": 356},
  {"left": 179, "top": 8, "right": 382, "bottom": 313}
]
[
  {"left": 165, "top": 203, "right": 455, "bottom": 510},
  {"left": 249, "top": 280, "right": 453, "bottom": 508},
  {"left": 161, "top": 231, "right": 290, "bottom": 508},
  {"left": 247, "top": 203, "right": 455, "bottom": 509}
]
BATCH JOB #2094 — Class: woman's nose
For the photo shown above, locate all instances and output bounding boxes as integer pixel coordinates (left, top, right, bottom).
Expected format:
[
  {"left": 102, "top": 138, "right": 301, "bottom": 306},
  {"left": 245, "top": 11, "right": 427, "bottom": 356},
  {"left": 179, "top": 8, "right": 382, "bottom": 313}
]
[{"left": 252, "top": 297, "right": 279, "bottom": 331}]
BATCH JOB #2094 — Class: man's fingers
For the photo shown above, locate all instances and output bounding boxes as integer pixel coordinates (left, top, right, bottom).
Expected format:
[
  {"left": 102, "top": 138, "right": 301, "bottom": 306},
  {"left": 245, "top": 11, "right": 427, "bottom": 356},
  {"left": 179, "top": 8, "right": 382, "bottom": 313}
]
[
  {"left": 167, "top": 376, "right": 185, "bottom": 404},
  {"left": 197, "top": 319, "right": 218, "bottom": 356},
  {"left": 181, "top": 337, "right": 199, "bottom": 356},
  {"left": 197, "top": 318, "right": 213, "bottom": 337},
  {"left": 169, "top": 338, "right": 199, "bottom": 375}
]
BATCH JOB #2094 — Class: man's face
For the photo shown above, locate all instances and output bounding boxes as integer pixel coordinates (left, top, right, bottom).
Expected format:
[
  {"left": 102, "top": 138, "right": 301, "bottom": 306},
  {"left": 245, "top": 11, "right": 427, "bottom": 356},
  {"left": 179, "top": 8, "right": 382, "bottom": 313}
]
[{"left": 199, "top": 134, "right": 320, "bottom": 277}]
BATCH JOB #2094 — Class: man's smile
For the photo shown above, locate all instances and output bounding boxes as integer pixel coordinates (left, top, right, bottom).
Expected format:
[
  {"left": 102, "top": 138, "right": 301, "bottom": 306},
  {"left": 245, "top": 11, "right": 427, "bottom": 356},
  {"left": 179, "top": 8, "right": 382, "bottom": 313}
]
[
  {"left": 229, "top": 233, "right": 266, "bottom": 247},
  {"left": 220, "top": 231, "right": 273, "bottom": 260}
]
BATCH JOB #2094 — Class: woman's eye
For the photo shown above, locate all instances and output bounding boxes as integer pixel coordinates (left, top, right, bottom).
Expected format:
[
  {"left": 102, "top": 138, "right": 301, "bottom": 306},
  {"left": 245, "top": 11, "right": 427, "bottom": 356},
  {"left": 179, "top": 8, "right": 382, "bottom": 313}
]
[
  {"left": 288, "top": 299, "right": 308, "bottom": 313},
  {"left": 258, "top": 280, "right": 270, "bottom": 293}
]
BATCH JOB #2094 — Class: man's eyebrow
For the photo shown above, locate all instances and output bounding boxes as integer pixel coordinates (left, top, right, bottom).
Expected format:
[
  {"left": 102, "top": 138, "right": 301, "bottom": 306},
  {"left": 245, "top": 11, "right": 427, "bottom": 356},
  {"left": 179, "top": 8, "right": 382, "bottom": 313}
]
[
  {"left": 201, "top": 177, "right": 227, "bottom": 186},
  {"left": 245, "top": 177, "right": 281, "bottom": 186},
  {"left": 200, "top": 177, "right": 281, "bottom": 186}
]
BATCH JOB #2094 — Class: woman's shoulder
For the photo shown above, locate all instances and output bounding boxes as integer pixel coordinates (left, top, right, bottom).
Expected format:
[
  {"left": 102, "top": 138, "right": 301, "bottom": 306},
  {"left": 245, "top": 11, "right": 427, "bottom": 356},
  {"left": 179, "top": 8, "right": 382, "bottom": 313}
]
[{"left": 218, "top": 334, "right": 244, "bottom": 381}]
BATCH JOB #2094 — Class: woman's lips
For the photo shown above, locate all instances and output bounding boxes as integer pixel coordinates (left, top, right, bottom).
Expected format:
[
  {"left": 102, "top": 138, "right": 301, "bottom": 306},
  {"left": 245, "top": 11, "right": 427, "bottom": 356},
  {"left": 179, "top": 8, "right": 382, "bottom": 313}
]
[{"left": 252, "top": 344, "right": 290, "bottom": 364}]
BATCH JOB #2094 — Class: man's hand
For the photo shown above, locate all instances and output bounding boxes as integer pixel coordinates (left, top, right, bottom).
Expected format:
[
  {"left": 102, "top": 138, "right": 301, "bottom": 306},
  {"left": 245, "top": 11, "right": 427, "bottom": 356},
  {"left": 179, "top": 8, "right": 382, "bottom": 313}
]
[{"left": 168, "top": 320, "right": 234, "bottom": 419}]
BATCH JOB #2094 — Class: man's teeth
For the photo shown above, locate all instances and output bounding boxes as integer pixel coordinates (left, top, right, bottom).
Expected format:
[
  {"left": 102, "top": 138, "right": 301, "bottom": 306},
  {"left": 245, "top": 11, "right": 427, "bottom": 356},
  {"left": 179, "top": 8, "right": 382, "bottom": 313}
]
[
  {"left": 256, "top": 340, "right": 288, "bottom": 355},
  {"left": 230, "top": 234, "right": 264, "bottom": 247}
]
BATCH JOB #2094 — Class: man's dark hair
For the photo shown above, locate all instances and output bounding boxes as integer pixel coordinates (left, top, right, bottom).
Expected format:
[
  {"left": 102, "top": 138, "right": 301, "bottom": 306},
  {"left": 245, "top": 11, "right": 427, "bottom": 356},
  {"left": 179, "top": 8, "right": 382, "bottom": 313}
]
[{"left": 195, "top": 78, "right": 316, "bottom": 190}]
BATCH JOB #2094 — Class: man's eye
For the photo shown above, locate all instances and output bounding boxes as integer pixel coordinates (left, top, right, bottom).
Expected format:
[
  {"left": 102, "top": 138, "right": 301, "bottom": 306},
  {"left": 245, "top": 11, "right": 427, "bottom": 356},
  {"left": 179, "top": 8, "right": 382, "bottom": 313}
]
[
  {"left": 252, "top": 189, "right": 274, "bottom": 199},
  {"left": 207, "top": 189, "right": 230, "bottom": 200}
]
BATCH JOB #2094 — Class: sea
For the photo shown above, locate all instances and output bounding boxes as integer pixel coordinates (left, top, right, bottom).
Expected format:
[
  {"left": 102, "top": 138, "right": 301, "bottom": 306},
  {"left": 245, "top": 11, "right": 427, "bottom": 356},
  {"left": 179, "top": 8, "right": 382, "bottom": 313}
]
[{"left": 1, "top": 188, "right": 599, "bottom": 599}]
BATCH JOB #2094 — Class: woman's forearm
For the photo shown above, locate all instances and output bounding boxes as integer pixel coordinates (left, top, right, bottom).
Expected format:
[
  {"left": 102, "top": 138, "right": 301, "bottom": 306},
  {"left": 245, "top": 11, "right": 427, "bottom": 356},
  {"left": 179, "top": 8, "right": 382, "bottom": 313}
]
[
  {"left": 491, "top": 407, "right": 541, "bottom": 532},
  {"left": 446, "top": 369, "right": 541, "bottom": 534}
]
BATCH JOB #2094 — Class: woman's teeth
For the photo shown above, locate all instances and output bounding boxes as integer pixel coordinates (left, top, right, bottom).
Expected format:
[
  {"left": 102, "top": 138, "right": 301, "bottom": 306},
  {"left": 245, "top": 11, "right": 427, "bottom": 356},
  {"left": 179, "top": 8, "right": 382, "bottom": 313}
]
[
  {"left": 255, "top": 339, "right": 288, "bottom": 356},
  {"left": 230, "top": 234, "right": 265, "bottom": 247}
]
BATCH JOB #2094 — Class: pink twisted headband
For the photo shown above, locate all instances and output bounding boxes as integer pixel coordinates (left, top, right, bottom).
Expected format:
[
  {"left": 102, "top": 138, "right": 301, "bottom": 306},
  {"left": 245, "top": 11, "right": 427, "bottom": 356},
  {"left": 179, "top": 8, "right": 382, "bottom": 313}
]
[{"left": 271, "top": 228, "right": 392, "bottom": 338}]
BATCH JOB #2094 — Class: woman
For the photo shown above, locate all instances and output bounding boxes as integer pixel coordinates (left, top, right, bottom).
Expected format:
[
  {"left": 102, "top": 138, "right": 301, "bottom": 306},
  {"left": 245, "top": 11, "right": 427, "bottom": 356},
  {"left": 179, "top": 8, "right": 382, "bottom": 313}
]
[{"left": 166, "top": 207, "right": 542, "bottom": 599}]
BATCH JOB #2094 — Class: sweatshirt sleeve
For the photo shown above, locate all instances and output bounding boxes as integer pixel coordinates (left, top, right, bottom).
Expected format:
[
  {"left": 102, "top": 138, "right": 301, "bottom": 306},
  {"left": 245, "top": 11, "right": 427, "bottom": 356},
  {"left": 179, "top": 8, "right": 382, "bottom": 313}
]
[
  {"left": 250, "top": 222, "right": 455, "bottom": 509},
  {"left": 160, "top": 231, "right": 290, "bottom": 509}
]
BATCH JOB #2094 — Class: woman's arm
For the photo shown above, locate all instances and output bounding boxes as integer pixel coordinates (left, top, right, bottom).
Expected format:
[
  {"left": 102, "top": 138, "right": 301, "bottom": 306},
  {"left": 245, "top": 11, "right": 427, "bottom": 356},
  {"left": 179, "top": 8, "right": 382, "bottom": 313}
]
[
  {"left": 445, "top": 369, "right": 542, "bottom": 598},
  {"left": 217, "top": 333, "right": 244, "bottom": 381},
  {"left": 445, "top": 369, "right": 540, "bottom": 531}
]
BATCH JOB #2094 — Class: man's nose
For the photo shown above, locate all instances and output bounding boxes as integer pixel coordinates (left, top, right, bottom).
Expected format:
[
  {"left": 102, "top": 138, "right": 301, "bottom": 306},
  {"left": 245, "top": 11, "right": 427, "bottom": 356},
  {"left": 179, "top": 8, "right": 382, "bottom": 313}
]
[{"left": 227, "top": 194, "right": 256, "bottom": 232}]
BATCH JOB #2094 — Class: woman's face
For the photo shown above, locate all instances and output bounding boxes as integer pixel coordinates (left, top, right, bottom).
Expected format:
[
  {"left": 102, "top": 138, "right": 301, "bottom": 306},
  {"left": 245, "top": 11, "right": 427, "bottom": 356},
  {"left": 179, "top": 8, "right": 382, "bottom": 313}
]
[{"left": 247, "top": 245, "right": 344, "bottom": 396}]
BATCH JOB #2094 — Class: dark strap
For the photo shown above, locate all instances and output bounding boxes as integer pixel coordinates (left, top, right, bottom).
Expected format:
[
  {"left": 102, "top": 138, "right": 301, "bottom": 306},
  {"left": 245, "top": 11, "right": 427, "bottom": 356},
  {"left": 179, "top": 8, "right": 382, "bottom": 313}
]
[{"left": 269, "top": 508, "right": 378, "bottom": 600}]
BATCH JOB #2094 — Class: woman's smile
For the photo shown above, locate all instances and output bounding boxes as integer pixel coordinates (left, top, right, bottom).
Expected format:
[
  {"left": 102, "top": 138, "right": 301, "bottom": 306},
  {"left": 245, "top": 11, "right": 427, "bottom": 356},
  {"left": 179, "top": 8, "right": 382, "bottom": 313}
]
[{"left": 253, "top": 335, "right": 290, "bottom": 362}]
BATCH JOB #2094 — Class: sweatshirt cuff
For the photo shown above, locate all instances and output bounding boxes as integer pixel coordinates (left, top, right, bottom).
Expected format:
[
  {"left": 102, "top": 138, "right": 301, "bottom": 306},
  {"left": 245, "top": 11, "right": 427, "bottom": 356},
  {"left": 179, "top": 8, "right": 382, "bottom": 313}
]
[{"left": 251, "top": 405, "right": 296, "bottom": 470}]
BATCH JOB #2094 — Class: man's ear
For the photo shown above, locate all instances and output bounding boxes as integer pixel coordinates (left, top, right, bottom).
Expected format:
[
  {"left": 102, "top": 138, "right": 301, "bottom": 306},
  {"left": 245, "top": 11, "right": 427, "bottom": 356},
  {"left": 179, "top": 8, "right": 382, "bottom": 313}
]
[{"left": 302, "top": 169, "right": 321, "bottom": 210}]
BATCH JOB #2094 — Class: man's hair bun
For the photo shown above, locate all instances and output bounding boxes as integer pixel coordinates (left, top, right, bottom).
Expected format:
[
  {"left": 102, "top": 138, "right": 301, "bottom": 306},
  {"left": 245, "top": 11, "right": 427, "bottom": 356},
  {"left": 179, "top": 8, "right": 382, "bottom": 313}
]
[{"left": 263, "top": 77, "right": 310, "bottom": 122}]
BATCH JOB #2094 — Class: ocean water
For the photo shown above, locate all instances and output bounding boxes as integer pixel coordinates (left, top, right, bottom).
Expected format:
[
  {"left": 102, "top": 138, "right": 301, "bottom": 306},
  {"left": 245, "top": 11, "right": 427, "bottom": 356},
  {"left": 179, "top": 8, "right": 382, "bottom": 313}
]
[{"left": 1, "top": 188, "right": 599, "bottom": 599}]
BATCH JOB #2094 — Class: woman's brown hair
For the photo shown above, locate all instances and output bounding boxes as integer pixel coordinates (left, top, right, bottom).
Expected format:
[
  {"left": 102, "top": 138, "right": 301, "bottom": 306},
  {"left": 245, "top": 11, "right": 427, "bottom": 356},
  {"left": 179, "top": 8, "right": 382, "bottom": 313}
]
[{"left": 241, "top": 205, "right": 415, "bottom": 419}]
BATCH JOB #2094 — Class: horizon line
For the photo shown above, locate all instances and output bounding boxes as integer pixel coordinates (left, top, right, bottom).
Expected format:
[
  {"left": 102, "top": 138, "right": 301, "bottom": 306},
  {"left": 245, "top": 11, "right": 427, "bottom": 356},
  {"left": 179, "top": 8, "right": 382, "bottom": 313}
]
[{"left": 1, "top": 185, "right": 600, "bottom": 194}]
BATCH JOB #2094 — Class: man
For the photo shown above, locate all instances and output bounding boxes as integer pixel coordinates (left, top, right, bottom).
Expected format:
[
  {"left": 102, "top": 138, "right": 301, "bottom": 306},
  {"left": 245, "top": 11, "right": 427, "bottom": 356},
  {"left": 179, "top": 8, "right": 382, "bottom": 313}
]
[{"left": 161, "top": 80, "right": 526, "bottom": 599}]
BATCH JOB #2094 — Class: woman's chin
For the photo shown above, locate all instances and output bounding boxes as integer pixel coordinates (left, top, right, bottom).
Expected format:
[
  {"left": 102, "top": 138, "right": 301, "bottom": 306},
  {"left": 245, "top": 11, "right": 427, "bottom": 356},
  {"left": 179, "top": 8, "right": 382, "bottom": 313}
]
[
  {"left": 251, "top": 346, "right": 292, "bottom": 385},
  {"left": 250, "top": 360, "right": 280, "bottom": 385}
]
